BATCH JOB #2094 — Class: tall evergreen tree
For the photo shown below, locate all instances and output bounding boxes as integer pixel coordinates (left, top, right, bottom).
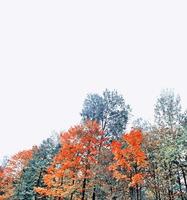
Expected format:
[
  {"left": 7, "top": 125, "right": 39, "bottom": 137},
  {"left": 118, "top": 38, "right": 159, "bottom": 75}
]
[{"left": 13, "top": 135, "right": 60, "bottom": 200}]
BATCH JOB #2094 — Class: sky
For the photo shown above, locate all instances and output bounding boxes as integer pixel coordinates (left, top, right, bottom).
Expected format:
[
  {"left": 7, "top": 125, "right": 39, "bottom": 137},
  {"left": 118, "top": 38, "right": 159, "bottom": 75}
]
[{"left": 0, "top": 1, "right": 187, "bottom": 159}]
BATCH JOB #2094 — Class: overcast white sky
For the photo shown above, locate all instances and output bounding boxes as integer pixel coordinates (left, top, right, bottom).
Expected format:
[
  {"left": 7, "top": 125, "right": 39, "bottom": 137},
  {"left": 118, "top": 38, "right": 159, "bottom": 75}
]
[{"left": 0, "top": 1, "right": 187, "bottom": 159}]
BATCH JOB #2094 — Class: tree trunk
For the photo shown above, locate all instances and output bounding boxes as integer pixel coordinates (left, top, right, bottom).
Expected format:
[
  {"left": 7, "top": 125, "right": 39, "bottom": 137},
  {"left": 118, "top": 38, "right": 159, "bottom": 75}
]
[
  {"left": 167, "top": 165, "right": 174, "bottom": 200},
  {"left": 70, "top": 193, "right": 74, "bottom": 200},
  {"left": 177, "top": 167, "right": 184, "bottom": 200},
  {"left": 70, "top": 180, "right": 74, "bottom": 200},
  {"left": 136, "top": 185, "right": 139, "bottom": 200},
  {"left": 92, "top": 185, "right": 96, "bottom": 200},
  {"left": 129, "top": 187, "right": 134, "bottom": 200},
  {"left": 81, "top": 178, "right": 86, "bottom": 200},
  {"left": 180, "top": 165, "right": 187, "bottom": 193},
  {"left": 153, "top": 166, "right": 161, "bottom": 200},
  {"left": 139, "top": 186, "right": 142, "bottom": 200}
]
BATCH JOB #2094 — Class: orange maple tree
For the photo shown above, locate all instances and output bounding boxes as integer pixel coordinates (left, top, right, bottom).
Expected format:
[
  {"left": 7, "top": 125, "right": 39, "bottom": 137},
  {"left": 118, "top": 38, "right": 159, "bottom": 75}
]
[
  {"left": 35, "top": 120, "right": 105, "bottom": 200},
  {"left": 109, "top": 129, "right": 148, "bottom": 193},
  {"left": 0, "top": 166, "right": 5, "bottom": 200},
  {"left": 0, "top": 149, "right": 33, "bottom": 200}
]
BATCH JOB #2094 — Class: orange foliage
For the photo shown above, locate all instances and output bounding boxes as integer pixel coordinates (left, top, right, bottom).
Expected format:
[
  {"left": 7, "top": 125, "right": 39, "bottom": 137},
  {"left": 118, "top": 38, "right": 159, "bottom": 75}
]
[
  {"left": 109, "top": 129, "right": 148, "bottom": 187},
  {"left": 0, "top": 149, "right": 33, "bottom": 199},
  {"left": 5, "top": 149, "right": 33, "bottom": 178},
  {"left": 35, "top": 120, "right": 105, "bottom": 198},
  {"left": 130, "top": 173, "right": 144, "bottom": 187}
]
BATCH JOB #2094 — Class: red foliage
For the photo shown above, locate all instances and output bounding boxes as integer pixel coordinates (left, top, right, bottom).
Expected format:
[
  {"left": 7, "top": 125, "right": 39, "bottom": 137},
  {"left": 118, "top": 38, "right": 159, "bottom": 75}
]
[
  {"left": 109, "top": 129, "right": 148, "bottom": 187},
  {"left": 35, "top": 120, "right": 105, "bottom": 198},
  {"left": 0, "top": 149, "right": 33, "bottom": 199}
]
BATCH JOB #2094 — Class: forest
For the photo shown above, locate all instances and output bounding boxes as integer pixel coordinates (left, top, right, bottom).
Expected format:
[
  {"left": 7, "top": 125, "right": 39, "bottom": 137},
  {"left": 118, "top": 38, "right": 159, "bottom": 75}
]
[{"left": 0, "top": 89, "right": 186, "bottom": 200}]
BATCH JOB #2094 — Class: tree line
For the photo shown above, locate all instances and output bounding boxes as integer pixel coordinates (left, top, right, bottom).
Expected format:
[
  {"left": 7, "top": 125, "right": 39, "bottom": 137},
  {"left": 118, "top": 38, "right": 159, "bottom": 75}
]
[{"left": 0, "top": 89, "right": 186, "bottom": 200}]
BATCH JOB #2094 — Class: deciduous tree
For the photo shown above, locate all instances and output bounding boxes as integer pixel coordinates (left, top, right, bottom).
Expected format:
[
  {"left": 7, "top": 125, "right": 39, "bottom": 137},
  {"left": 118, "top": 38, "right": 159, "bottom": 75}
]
[
  {"left": 35, "top": 121, "right": 105, "bottom": 200},
  {"left": 109, "top": 129, "right": 148, "bottom": 200},
  {"left": 81, "top": 89, "right": 131, "bottom": 139}
]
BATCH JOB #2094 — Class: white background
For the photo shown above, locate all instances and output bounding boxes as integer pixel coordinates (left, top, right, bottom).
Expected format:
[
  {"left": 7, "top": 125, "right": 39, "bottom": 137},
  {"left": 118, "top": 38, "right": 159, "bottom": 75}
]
[{"left": 0, "top": 1, "right": 187, "bottom": 159}]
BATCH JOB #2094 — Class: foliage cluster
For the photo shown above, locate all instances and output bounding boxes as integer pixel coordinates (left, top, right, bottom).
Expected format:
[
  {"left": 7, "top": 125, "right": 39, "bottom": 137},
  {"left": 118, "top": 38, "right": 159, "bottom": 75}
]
[{"left": 0, "top": 89, "right": 186, "bottom": 200}]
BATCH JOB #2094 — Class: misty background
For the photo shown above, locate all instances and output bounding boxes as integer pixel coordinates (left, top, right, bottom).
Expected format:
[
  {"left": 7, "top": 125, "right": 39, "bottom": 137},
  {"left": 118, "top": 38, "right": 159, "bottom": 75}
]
[{"left": 0, "top": 1, "right": 187, "bottom": 159}]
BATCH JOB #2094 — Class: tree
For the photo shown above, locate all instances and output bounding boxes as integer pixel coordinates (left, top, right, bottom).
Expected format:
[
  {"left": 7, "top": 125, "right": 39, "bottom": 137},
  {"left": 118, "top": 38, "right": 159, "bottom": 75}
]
[
  {"left": 81, "top": 89, "right": 131, "bottom": 199},
  {"left": 81, "top": 89, "right": 131, "bottom": 139},
  {"left": 109, "top": 129, "right": 148, "bottom": 200},
  {"left": 35, "top": 121, "right": 106, "bottom": 200},
  {"left": 13, "top": 135, "right": 60, "bottom": 200},
  {"left": 152, "top": 89, "right": 187, "bottom": 200},
  {"left": 154, "top": 89, "right": 182, "bottom": 131},
  {"left": 132, "top": 117, "right": 152, "bottom": 132},
  {"left": 0, "top": 149, "right": 33, "bottom": 200}
]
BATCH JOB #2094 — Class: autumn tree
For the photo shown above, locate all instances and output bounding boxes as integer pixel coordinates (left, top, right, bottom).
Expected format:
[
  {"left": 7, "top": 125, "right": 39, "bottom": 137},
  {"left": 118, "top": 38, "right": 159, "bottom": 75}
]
[
  {"left": 0, "top": 166, "right": 5, "bottom": 200},
  {"left": 109, "top": 129, "right": 148, "bottom": 200},
  {"left": 0, "top": 149, "right": 33, "bottom": 200},
  {"left": 80, "top": 89, "right": 132, "bottom": 198},
  {"left": 0, "top": 88, "right": 186, "bottom": 200},
  {"left": 35, "top": 121, "right": 106, "bottom": 200}
]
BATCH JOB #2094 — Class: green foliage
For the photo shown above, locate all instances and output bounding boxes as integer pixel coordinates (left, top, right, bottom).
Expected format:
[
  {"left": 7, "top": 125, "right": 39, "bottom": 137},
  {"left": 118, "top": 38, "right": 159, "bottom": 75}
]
[
  {"left": 12, "top": 136, "right": 60, "bottom": 200},
  {"left": 81, "top": 89, "right": 131, "bottom": 139},
  {"left": 144, "top": 89, "right": 187, "bottom": 200},
  {"left": 154, "top": 89, "right": 182, "bottom": 129},
  {"left": 132, "top": 117, "right": 152, "bottom": 132},
  {"left": 1, "top": 88, "right": 186, "bottom": 200}
]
